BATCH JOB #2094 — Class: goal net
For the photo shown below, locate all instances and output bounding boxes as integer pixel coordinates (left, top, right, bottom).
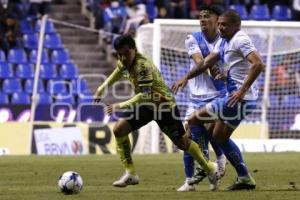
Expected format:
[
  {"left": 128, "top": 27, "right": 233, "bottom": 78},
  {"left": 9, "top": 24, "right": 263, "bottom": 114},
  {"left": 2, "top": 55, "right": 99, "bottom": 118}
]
[{"left": 136, "top": 20, "right": 300, "bottom": 141}]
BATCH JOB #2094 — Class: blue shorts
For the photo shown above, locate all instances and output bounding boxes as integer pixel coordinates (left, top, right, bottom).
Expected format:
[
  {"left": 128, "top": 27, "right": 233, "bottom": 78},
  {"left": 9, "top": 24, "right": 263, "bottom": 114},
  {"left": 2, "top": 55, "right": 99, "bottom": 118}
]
[{"left": 205, "top": 95, "right": 257, "bottom": 129}]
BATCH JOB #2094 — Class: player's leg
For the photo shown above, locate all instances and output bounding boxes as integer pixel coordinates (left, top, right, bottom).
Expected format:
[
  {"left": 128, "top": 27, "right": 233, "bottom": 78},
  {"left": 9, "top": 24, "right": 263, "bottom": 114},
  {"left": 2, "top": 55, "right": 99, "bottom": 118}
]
[
  {"left": 158, "top": 106, "right": 220, "bottom": 191},
  {"left": 177, "top": 123, "right": 196, "bottom": 191},
  {"left": 112, "top": 106, "right": 153, "bottom": 187},
  {"left": 207, "top": 123, "right": 226, "bottom": 177},
  {"left": 212, "top": 121, "right": 255, "bottom": 190}
]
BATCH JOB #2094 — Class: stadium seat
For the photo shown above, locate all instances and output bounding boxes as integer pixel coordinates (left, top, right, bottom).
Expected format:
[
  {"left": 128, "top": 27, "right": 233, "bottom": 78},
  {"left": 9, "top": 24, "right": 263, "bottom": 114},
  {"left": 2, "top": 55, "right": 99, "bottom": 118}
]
[
  {"left": 51, "top": 49, "right": 70, "bottom": 64},
  {"left": 23, "top": 33, "right": 38, "bottom": 50},
  {"left": 281, "top": 95, "right": 300, "bottom": 107},
  {"left": 71, "top": 79, "right": 89, "bottom": 94},
  {"left": 229, "top": 4, "right": 248, "bottom": 20},
  {"left": 249, "top": 4, "right": 270, "bottom": 20},
  {"left": 11, "top": 92, "right": 31, "bottom": 105},
  {"left": 47, "top": 79, "right": 67, "bottom": 94},
  {"left": 24, "top": 79, "right": 45, "bottom": 93},
  {"left": 0, "top": 92, "right": 9, "bottom": 104},
  {"left": 40, "top": 63, "right": 58, "bottom": 79},
  {"left": 35, "top": 20, "right": 56, "bottom": 34},
  {"left": 59, "top": 63, "right": 78, "bottom": 79},
  {"left": 15, "top": 64, "right": 35, "bottom": 79},
  {"left": 272, "top": 5, "right": 292, "bottom": 21},
  {"left": 55, "top": 94, "right": 75, "bottom": 105},
  {"left": 0, "top": 50, "right": 6, "bottom": 63},
  {"left": 7, "top": 48, "right": 28, "bottom": 64},
  {"left": 20, "top": 19, "right": 34, "bottom": 34},
  {"left": 44, "top": 34, "right": 63, "bottom": 50},
  {"left": 37, "top": 93, "right": 53, "bottom": 104},
  {"left": 77, "top": 91, "right": 93, "bottom": 104},
  {"left": 29, "top": 49, "right": 49, "bottom": 64},
  {"left": 0, "top": 63, "right": 14, "bottom": 78},
  {"left": 2, "top": 78, "right": 22, "bottom": 94}
]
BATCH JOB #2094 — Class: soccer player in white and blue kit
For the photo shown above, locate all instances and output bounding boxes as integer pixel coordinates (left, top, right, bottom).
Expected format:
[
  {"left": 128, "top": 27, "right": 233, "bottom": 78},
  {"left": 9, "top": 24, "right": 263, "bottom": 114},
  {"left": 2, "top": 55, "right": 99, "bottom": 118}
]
[
  {"left": 186, "top": 10, "right": 265, "bottom": 190},
  {"left": 172, "top": 6, "right": 227, "bottom": 192}
]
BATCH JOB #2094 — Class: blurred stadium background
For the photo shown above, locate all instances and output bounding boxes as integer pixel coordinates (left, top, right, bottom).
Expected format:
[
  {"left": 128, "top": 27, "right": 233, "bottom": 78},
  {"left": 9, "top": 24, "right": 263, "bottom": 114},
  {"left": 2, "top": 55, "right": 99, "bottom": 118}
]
[{"left": 0, "top": 0, "right": 299, "bottom": 157}]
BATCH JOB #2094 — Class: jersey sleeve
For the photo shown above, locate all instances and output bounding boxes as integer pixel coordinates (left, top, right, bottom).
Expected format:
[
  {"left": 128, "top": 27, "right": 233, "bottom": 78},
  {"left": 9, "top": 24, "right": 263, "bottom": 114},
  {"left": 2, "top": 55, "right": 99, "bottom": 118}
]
[
  {"left": 185, "top": 34, "right": 202, "bottom": 57},
  {"left": 237, "top": 35, "right": 256, "bottom": 58}
]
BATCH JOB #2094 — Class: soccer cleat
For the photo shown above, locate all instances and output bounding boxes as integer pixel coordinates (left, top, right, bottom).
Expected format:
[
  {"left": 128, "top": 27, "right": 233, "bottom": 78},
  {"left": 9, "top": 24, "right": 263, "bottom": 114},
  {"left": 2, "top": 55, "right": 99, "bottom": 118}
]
[
  {"left": 177, "top": 181, "right": 196, "bottom": 192},
  {"left": 113, "top": 172, "right": 139, "bottom": 187},
  {"left": 207, "top": 162, "right": 221, "bottom": 191},
  {"left": 225, "top": 175, "right": 256, "bottom": 191},
  {"left": 216, "top": 154, "right": 227, "bottom": 177},
  {"left": 187, "top": 167, "right": 207, "bottom": 185}
]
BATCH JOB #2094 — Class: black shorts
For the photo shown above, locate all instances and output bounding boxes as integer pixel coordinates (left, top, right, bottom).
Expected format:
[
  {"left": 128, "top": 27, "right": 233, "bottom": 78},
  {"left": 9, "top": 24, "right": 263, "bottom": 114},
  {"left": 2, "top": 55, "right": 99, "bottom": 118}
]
[{"left": 117, "top": 105, "right": 185, "bottom": 140}]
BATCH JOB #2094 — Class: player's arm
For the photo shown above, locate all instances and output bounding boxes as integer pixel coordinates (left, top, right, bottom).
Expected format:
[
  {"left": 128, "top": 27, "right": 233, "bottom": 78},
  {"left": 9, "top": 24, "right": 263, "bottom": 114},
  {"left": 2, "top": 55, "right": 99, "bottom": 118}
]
[
  {"left": 228, "top": 50, "right": 265, "bottom": 106},
  {"left": 172, "top": 52, "right": 219, "bottom": 94},
  {"left": 106, "top": 62, "right": 154, "bottom": 114},
  {"left": 94, "top": 67, "right": 122, "bottom": 102}
]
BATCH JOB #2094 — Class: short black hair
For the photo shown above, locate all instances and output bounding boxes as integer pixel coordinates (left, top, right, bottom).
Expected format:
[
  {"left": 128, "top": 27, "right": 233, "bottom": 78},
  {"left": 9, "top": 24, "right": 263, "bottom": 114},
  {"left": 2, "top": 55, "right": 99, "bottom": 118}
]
[
  {"left": 198, "top": 5, "right": 223, "bottom": 16},
  {"left": 113, "top": 34, "right": 136, "bottom": 50},
  {"left": 221, "top": 9, "right": 241, "bottom": 25}
]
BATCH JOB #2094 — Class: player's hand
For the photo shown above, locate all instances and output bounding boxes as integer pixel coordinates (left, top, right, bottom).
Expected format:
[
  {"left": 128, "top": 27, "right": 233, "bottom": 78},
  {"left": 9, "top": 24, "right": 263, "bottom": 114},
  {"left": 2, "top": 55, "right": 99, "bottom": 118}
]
[
  {"left": 171, "top": 76, "right": 188, "bottom": 94},
  {"left": 227, "top": 89, "right": 246, "bottom": 107},
  {"left": 214, "top": 73, "right": 227, "bottom": 82},
  {"left": 93, "top": 91, "right": 102, "bottom": 104},
  {"left": 105, "top": 104, "right": 120, "bottom": 115}
]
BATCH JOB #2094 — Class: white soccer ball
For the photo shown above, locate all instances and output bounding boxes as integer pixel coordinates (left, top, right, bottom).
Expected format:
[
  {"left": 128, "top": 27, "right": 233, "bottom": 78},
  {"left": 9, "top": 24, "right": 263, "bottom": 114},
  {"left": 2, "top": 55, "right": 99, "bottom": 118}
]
[{"left": 58, "top": 171, "right": 83, "bottom": 194}]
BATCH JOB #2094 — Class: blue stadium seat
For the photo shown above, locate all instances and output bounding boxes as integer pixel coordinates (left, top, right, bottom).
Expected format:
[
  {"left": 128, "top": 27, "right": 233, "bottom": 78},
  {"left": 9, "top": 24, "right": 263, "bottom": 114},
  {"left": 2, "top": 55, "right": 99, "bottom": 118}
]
[
  {"left": 47, "top": 80, "right": 67, "bottom": 94},
  {"left": 20, "top": 19, "right": 34, "bottom": 34},
  {"left": 0, "top": 92, "right": 9, "bottom": 104},
  {"left": 29, "top": 49, "right": 49, "bottom": 64},
  {"left": 16, "top": 64, "right": 35, "bottom": 79},
  {"left": 281, "top": 95, "right": 300, "bottom": 107},
  {"left": 269, "top": 94, "right": 279, "bottom": 107},
  {"left": 59, "top": 63, "right": 78, "bottom": 79},
  {"left": 77, "top": 91, "right": 93, "bottom": 104},
  {"left": 51, "top": 49, "right": 70, "bottom": 64},
  {"left": 11, "top": 92, "right": 31, "bottom": 105},
  {"left": 249, "top": 4, "right": 270, "bottom": 20},
  {"left": 0, "top": 50, "right": 6, "bottom": 63},
  {"left": 8, "top": 48, "right": 28, "bottom": 64},
  {"left": 272, "top": 5, "right": 292, "bottom": 21},
  {"left": 35, "top": 20, "right": 56, "bottom": 34},
  {"left": 44, "top": 34, "right": 63, "bottom": 50},
  {"left": 229, "top": 4, "right": 248, "bottom": 20},
  {"left": 71, "top": 79, "right": 89, "bottom": 94},
  {"left": 40, "top": 63, "right": 58, "bottom": 79},
  {"left": 0, "top": 63, "right": 14, "bottom": 78},
  {"left": 23, "top": 33, "right": 38, "bottom": 50},
  {"left": 37, "top": 93, "right": 53, "bottom": 104},
  {"left": 24, "top": 79, "right": 45, "bottom": 93},
  {"left": 55, "top": 94, "right": 75, "bottom": 105},
  {"left": 2, "top": 78, "right": 23, "bottom": 94}
]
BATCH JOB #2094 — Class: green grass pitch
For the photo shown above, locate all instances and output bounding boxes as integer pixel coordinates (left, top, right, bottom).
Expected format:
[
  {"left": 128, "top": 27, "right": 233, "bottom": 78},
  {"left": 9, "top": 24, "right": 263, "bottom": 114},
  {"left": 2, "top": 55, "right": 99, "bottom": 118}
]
[{"left": 0, "top": 153, "right": 299, "bottom": 200}]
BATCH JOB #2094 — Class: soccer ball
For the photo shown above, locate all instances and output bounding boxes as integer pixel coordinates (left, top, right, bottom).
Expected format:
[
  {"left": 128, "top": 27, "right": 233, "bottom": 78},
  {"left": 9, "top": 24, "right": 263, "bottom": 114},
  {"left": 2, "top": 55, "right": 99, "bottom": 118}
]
[{"left": 58, "top": 171, "right": 83, "bottom": 194}]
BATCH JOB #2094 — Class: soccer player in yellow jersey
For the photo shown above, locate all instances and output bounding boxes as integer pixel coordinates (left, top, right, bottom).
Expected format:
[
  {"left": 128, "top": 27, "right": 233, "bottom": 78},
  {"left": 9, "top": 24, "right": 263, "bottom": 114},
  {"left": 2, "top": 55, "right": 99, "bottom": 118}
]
[{"left": 94, "top": 34, "right": 220, "bottom": 189}]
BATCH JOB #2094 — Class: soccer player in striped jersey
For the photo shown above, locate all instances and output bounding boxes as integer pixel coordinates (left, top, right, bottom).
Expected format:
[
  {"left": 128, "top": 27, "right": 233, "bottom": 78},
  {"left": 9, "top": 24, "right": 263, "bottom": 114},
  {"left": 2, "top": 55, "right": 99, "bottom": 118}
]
[
  {"left": 93, "top": 34, "right": 220, "bottom": 189},
  {"left": 185, "top": 10, "right": 264, "bottom": 190},
  {"left": 172, "top": 5, "right": 227, "bottom": 192}
]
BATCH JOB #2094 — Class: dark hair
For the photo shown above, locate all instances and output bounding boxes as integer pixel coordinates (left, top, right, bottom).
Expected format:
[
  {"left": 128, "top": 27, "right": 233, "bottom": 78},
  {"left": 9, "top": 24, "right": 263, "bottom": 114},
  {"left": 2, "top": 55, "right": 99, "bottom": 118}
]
[
  {"left": 221, "top": 9, "right": 241, "bottom": 25},
  {"left": 198, "top": 5, "right": 223, "bottom": 16},
  {"left": 113, "top": 34, "right": 136, "bottom": 50}
]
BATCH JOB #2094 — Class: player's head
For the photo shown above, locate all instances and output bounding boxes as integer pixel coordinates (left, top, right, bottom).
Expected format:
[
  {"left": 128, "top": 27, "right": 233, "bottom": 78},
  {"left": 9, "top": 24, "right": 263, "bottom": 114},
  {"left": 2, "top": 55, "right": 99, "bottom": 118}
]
[
  {"left": 198, "top": 5, "right": 222, "bottom": 33},
  {"left": 218, "top": 9, "right": 241, "bottom": 40},
  {"left": 113, "top": 34, "right": 137, "bottom": 67}
]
